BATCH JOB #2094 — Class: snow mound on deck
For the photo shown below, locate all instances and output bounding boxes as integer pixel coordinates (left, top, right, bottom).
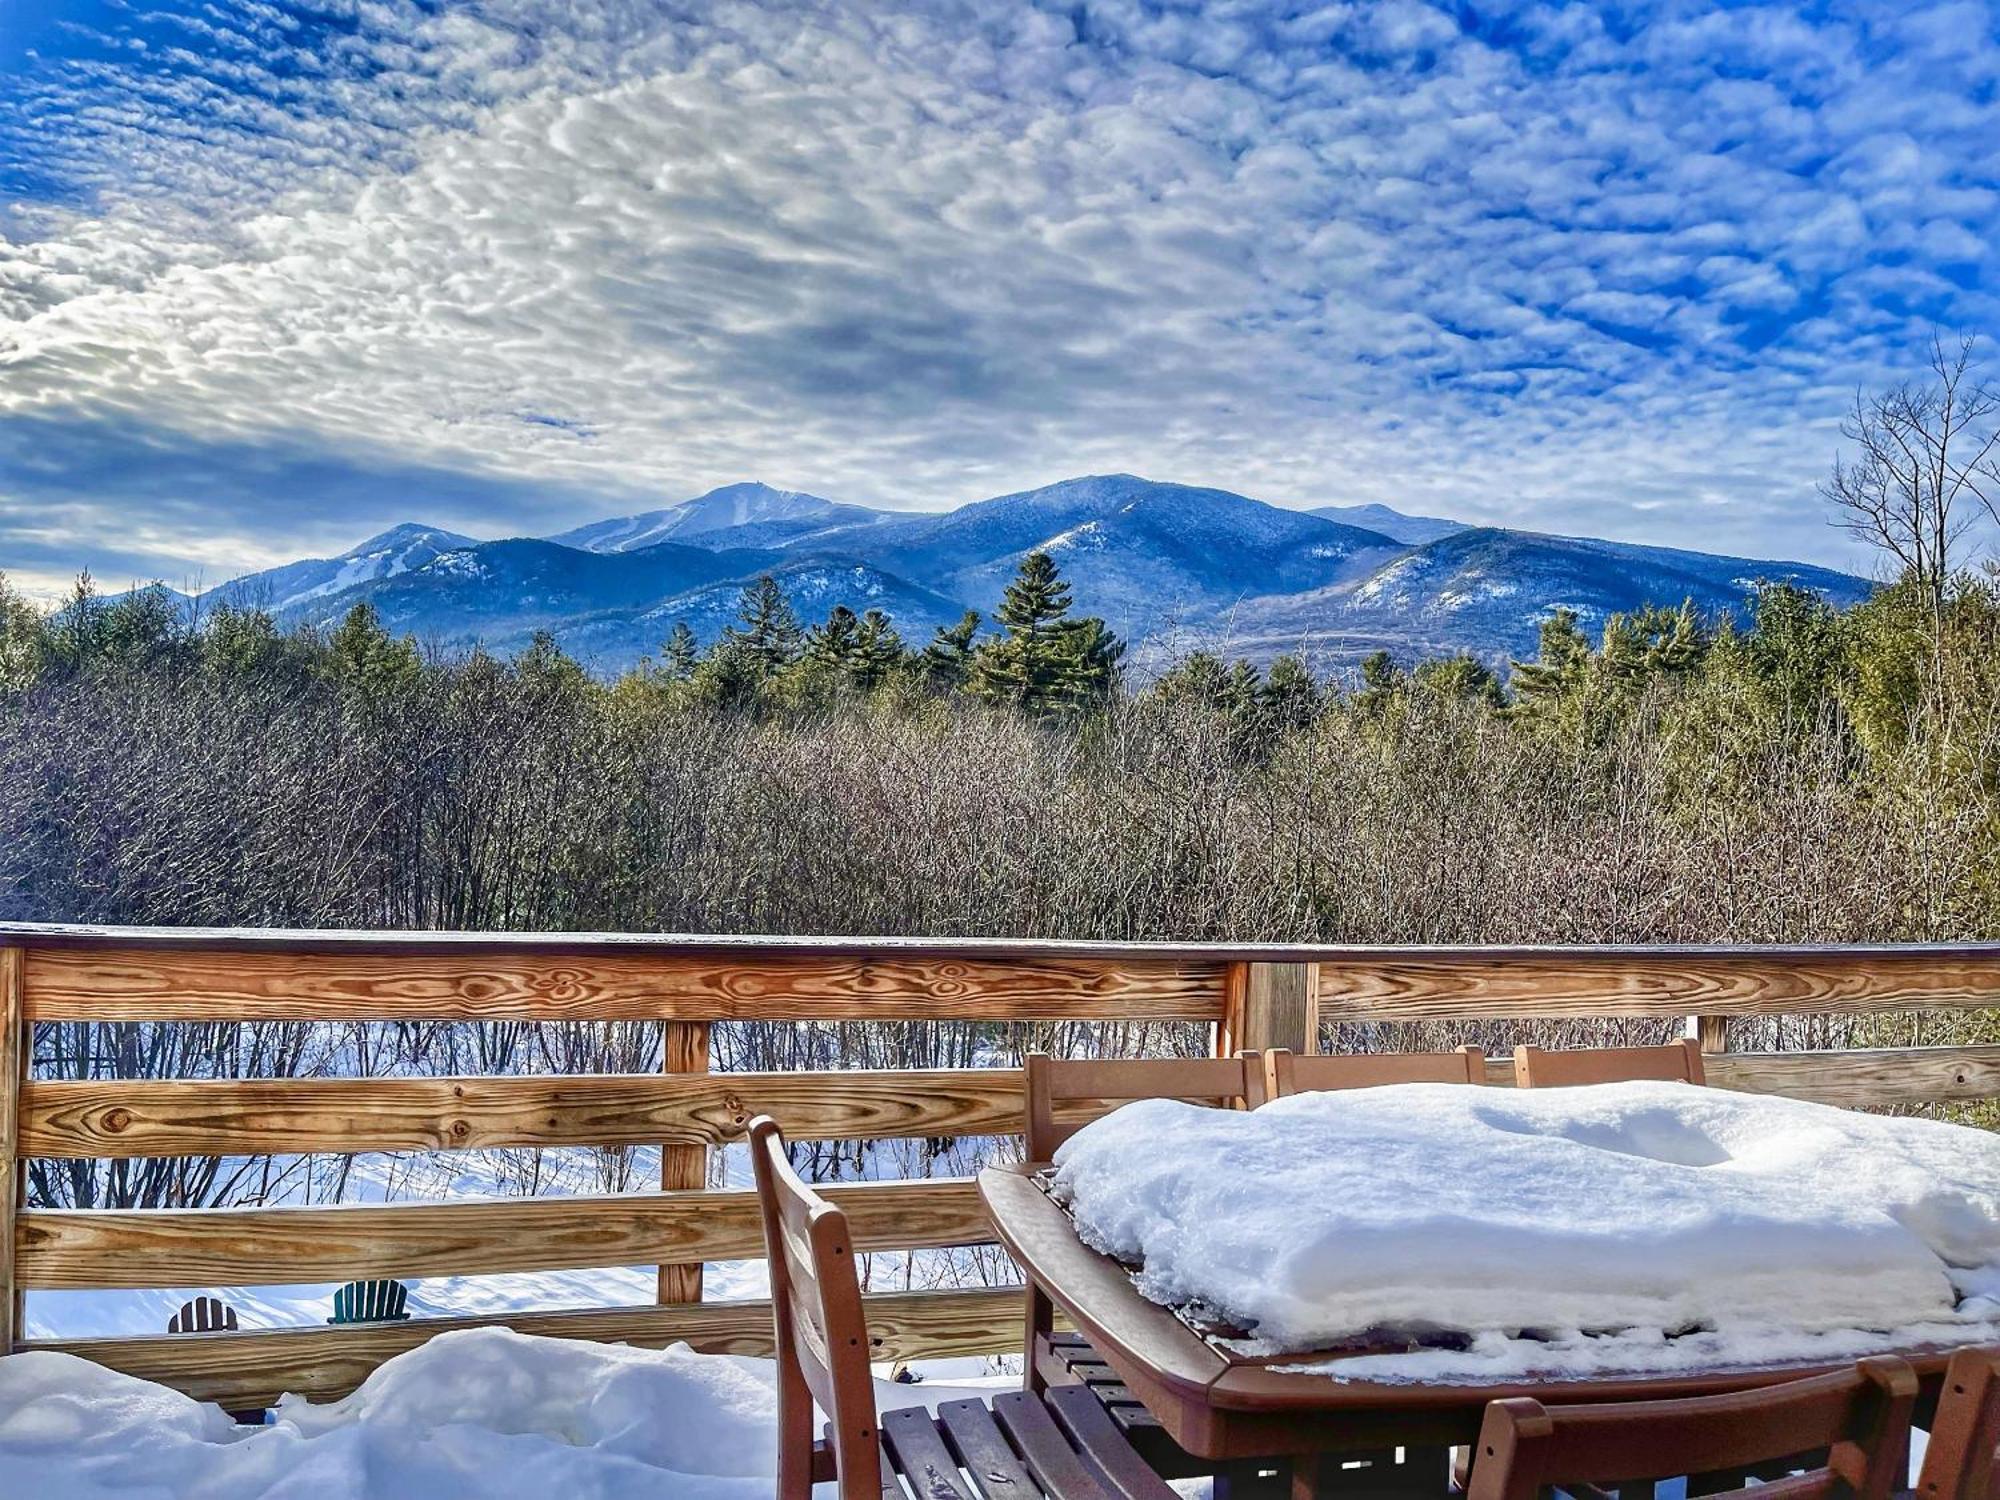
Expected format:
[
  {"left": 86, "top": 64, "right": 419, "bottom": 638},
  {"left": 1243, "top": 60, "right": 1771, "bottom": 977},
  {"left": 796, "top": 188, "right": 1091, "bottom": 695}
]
[
  {"left": 1049, "top": 1081, "right": 2000, "bottom": 1382},
  {"left": 0, "top": 1326, "right": 997, "bottom": 1498}
]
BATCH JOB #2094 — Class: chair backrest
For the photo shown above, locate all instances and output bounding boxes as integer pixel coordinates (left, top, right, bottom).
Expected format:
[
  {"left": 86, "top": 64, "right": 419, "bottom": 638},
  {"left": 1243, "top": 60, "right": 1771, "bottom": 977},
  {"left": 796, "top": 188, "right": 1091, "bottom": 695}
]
[
  {"left": 329, "top": 1278, "right": 410, "bottom": 1324},
  {"left": 1023, "top": 1053, "right": 1256, "bottom": 1161},
  {"left": 167, "top": 1296, "right": 238, "bottom": 1334},
  {"left": 1919, "top": 1344, "right": 2000, "bottom": 1500},
  {"left": 1467, "top": 1356, "right": 1918, "bottom": 1500},
  {"left": 1247, "top": 1046, "right": 1488, "bottom": 1105},
  {"left": 1513, "top": 1038, "right": 1706, "bottom": 1088},
  {"left": 748, "top": 1115, "right": 883, "bottom": 1500}
]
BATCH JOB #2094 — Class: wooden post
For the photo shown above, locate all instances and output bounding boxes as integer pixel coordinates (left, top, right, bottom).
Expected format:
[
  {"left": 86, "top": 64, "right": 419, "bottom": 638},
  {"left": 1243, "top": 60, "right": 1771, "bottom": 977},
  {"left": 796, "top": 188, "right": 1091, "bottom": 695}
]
[
  {"left": 657, "top": 1019, "right": 710, "bottom": 1305},
  {"left": 1220, "top": 961, "right": 1318, "bottom": 1057},
  {"left": 1696, "top": 1014, "right": 1730, "bottom": 1058},
  {"left": 1, "top": 946, "right": 22, "bottom": 1354}
]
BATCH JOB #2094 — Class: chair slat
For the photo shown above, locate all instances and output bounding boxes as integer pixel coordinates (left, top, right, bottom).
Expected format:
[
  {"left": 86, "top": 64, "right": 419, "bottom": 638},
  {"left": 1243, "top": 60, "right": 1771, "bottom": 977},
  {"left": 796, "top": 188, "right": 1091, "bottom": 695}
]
[
  {"left": 884, "top": 1408, "right": 981, "bottom": 1500},
  {"left": 1043, "top": 1384, "right": 1180, "bottom": 1500},
  {"left": 990, "top": 1390, "right": 1118, "bottom": 1500},
  {"left": 937, "top": 1397, "right": 1042, "bottom": 1498}
]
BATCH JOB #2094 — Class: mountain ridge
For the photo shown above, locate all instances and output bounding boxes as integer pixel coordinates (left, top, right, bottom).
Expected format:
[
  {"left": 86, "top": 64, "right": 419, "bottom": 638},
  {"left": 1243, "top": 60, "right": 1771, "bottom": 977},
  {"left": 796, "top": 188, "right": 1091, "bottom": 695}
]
[{"left": 171, "top": 478, "right": 1873, "bottom": 676}]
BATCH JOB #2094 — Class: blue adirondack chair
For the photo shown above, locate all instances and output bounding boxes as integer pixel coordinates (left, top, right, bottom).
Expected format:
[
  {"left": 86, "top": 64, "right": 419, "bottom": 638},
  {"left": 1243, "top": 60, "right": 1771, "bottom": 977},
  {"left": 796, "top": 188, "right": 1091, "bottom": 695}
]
[{"left": 328, "top": 1279, "right": 412, "bottom": 1324}]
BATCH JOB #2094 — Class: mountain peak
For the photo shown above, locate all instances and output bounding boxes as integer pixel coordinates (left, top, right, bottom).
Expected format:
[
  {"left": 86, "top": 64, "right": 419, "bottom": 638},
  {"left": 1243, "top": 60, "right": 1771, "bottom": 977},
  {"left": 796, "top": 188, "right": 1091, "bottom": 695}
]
[
  {"left": 347, "top": 522, "right": 476, "bottom": 558},
  {"left": 549, "top": 482, "right": 874, "bottom": 554}
]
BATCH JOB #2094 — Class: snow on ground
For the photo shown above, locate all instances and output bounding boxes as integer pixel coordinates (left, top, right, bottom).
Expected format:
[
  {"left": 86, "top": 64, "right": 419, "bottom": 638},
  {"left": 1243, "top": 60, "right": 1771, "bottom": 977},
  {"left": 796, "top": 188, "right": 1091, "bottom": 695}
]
[
  {"left": 1050, "top": 1081, "right": 2000, "bottom": 1382},
  {"left": 0, "top": 1326, "right": 1014, "bottom": 1499}
]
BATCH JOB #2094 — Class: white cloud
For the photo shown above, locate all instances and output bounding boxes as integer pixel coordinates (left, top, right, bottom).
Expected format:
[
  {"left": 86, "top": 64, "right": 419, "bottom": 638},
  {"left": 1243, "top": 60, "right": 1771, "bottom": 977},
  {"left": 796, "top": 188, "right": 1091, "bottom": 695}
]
[{"left": 1, "top": 0, "right": 1997, "bottom": 590}]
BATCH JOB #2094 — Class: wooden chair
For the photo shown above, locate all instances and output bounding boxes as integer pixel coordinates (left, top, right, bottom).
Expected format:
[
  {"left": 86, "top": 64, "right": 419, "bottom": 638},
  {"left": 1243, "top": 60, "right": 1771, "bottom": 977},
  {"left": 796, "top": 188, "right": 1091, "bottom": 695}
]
[
  {"left": 168, "top": 1297, "right": 267, "bottom": 1424},
  {"left": 1245, "top": 1045, "right": 1488, "bottom": 1105},
  {"left": 1023, "top": 1053, "right": 1257, "bottom": 1394},
  {"left": 167, "top": 1296, "right": 239, "bottom": 1334},
  {"left": 328, "top": 1278, "right": 411, "bottom": 1324},
  {"left": 748, "top": 1115, "right": 1178, "bottom": 1500},
  {"left": 1465, "top": 1356, "right": 1918, "bottom": 1500},
  {"left": 1513, "top": 1039, "right": 1707, "bottom": 1088},
  {"left": 1918, "top": 1344, "right": 2000, "bottom": 1500}
]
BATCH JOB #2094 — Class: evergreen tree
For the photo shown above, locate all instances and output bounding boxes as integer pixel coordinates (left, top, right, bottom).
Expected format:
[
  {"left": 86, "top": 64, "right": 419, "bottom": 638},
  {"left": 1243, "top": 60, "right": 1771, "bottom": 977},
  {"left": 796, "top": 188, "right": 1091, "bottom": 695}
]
[
  {"left": 1413, "top": 653, "right": 1505, "bottom": 707},
  {"left": 327, "top": 601, "right": 420, "bottom": 699},
  {"left": 1259, "top": 653, "right": 1323, "bottom": 732},
  {"left": 660, "top": 622, "right": 700, "bottom": 682},
  {"left": 1508, "top": 608, "right": 1593, "bottom": 719},
  {"left": 972, "top": 551, "right": 1121, "bottom": 713},
  {"left": 806, "top": 605, "right": 863, "bottom": 674},
  {"left": 853, "top": 609, "right": 906, "bottom": 690},
  {"left": 1352, "top": 650, "right": 1404, "bottom": 717},
  {"left": 721, "top": 576, "right": 802, "bottom": 680},
  {"left": 921, "top": 610, "right": 982, "bottom": 690}
]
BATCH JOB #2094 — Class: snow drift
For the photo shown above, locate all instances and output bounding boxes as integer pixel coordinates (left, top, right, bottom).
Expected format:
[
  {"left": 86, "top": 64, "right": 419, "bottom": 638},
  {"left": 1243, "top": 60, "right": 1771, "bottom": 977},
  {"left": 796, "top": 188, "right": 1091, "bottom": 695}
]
[
  {"left": 1049, "top": 1081, "right": 2000, "bottom": 1381},
  {"left": 0, "top": 1327, "right": 999, "bottom": 1499}
]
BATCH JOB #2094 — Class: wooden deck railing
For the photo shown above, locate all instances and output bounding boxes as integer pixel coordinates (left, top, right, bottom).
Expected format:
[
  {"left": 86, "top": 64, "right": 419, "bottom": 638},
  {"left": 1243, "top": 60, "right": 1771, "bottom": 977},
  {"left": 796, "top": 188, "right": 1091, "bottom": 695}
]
[{"left": 3, "top": 924, "right": 1999, "bottom": 1408}]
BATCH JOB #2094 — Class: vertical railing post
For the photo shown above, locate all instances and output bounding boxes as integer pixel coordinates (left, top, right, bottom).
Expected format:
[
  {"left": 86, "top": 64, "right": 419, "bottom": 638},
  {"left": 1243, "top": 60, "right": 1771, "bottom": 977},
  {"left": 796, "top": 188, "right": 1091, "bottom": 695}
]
[
  {"left": 1220, "top": 961, "right": 1318, "bottom": 1056},
  {"left": 0, "top": 946, "right": 22, "bottom": 1354},
  {"left": 1695, "top": 1013, "right": 1729, "bottom": 1068},
  {"left": 657, "top": 1018, "right": 710, "bottom": 1305}
]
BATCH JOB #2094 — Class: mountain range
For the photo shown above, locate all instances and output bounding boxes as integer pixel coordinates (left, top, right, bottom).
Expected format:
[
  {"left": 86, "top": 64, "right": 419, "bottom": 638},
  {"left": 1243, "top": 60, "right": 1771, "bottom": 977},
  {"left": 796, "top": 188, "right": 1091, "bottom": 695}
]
[{"left": 177, "top": 476, "right": 1873, "bottom": 676}]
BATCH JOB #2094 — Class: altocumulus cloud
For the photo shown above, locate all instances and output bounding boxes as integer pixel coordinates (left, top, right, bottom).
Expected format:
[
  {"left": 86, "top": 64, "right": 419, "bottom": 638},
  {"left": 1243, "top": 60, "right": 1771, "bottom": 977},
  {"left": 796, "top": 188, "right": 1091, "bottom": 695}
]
[{"left": 1, "top": 0, "right": 1997, "bottom": 593}]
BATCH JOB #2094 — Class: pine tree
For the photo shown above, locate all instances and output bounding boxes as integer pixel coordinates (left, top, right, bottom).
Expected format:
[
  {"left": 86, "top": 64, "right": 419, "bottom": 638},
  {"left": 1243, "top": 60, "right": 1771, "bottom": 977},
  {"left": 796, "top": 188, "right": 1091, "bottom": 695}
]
[
  {"left": 1413, "top": 653, "right": 1505, "bottom": 707},
  {"left": 1259, "top": 653, "right": 1322, "bottom": 732},
  {"left": 972, "top": 551, "right": 1078, "bottom": 711},
  {"left": 806, "top": 605, "right": 863, "bottom": 673},
  {"left": 721, "top": 576, "right": 802, "bottom": 680},
  {"left": 1508, "top": 608, "right": 1592, "bottom": 715},
  {"left": 1353, "top": 649, "right": 1404, "bottom": 716},
  {"left": 853, "top": 609, "right": 905, "bottom": 690},
  {"left": 660, "top": 622, "right": 700, "bottom": 682},
  {"left": 921, "top": 610, "right": 981, "bottom": 690},
  {"left": 327, "top": 601, "right": 420, "bottom": 699}
]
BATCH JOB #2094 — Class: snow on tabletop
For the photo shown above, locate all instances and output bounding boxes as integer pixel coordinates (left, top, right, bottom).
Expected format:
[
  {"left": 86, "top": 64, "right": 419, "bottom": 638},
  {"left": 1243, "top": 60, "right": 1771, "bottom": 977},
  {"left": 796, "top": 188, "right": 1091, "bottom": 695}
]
[
  {"left": 0, "top": 1326, "right": 1010, "bottom": 1499},
  {"left": 1047, "top": 1081, "right": 2000, "bottom": 1383}
]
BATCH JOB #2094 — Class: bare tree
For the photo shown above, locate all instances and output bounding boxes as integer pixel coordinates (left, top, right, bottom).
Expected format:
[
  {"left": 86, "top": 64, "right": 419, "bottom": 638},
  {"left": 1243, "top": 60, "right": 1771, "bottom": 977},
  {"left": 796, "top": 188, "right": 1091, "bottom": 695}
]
[{"left": 1823, "top": 333, "right": 2000, "bottom": 624}]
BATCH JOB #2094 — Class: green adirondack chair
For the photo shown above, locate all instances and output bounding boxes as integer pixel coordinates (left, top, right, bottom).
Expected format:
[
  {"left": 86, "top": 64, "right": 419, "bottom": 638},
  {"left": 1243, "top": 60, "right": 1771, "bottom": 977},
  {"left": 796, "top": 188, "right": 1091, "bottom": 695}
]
[{"left": 328, "top": 1279, "right": 412, "bottom": 1324}]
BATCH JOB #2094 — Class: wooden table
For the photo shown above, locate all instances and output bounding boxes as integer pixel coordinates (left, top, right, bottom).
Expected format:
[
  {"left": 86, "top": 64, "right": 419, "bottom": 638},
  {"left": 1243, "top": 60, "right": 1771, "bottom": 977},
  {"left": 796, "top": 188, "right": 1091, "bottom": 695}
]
[{"left": 979, "top": 1163, "right": 1952, "bottom": 1496}]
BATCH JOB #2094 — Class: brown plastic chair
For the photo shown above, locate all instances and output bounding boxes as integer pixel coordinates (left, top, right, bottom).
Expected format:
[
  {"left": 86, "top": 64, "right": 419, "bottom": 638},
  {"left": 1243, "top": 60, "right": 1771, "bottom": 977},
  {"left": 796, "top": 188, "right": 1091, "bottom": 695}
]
[
  {"left": 1022, "top": 1053, "right": 1257, "bottom": 1394},
  {"left": 1245, "top": 1045, "right": 1488, "bottom": 1105},
  {"left": 167, "top": 1296, "right": 239, "bottom": 1334},
  {"left": 1466, "top": 1356, "right": 1918, "bottom": 1500},
  {"left": 749, "top": 1115, "right": 1178, "bottom": 1500},
  {"left": 1918, "top": 1345, "right": 2000, "bottom": 1500},
  {"left": 1513, "top": 1039, "right": 1707, "bottom": 1088}
]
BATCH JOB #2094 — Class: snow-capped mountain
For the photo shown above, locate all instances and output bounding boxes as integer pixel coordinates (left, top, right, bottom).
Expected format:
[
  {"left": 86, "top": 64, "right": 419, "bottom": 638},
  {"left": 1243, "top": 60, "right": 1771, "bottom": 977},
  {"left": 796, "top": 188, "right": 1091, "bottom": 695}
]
[
  {"left": 177, "top": 475, "right": 1874, "bottom": 677},
  {"left": 549, "top": 482, "right": 886, "bottom": 553},
  {"left": 734, "top": 474, "right": 1410, "bottom": 636},
  {"left": 204, "top": 523, "right": 478, "bottom": 613},
  {"left": 1226, "top": 528, "right": 1873, "bottom": 666},
  {"left": 1309, "top": 503, "right": 1467, "bottom": 546}
]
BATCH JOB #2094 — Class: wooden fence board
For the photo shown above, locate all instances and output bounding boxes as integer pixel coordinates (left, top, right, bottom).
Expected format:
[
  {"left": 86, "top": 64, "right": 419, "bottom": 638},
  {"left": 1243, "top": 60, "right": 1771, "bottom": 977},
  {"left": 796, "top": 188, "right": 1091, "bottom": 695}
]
[
  {"left": 18, "top": 1286, "right": 1025, "bottom": 1407},
  {"left": 1706, "top": 1046, "right": 2000, "bottom": 1108},
  {"left": 20, "top": 1069, "right": 1033, "bottom": 1158},
  {"left": 1323, "top": 952, "right": 2000, "bottom": 1020},
  {"left": 16, "top": 1178, "right": 990, "bottom": 1289},
  {"left": 22, "top": 948, "right": 1227, "bottom": 1022}
]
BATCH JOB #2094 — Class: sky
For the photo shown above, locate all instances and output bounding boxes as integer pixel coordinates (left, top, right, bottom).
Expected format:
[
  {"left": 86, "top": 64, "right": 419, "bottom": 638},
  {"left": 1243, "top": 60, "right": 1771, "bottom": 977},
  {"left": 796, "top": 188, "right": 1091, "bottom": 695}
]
[{"left": 1, "top": 0, "right": 1997, "bottom": 598}]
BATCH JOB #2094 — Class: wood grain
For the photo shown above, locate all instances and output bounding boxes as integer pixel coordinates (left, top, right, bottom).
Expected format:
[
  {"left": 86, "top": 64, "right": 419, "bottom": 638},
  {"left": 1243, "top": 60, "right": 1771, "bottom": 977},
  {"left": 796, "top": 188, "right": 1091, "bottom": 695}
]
[
  {"left": 657, "top": 1019, "right": 708, "bottom": 1305},
  {"left": 19, "top": 1068, "right": 1036, "bottom": 1158},
  {"left": 0, "top": 947, "right": 21, "bottom": 1353},
  {"left": 1706, "top": 1046, "right": 2000, "bottom": 1107},
  {"left": 1321, "top": 951, "right": 2000, "bottom": 1020},
  {"left": 16, "top": 1178, "right": 991, "bottom": 1289},
  {"left": 22, "top": 947, "right": 1226, "bottom": 1021},
  {"left": 21, "top": 1286, "right": 1026, "bottom": 1407}
]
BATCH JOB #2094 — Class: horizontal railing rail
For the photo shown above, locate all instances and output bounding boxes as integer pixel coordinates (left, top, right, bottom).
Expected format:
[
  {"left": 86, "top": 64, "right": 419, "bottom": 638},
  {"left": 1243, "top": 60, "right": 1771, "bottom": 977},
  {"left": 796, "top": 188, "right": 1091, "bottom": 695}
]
[{"left": 2, "top": 923, "right": 1998, "bottom": 1408}]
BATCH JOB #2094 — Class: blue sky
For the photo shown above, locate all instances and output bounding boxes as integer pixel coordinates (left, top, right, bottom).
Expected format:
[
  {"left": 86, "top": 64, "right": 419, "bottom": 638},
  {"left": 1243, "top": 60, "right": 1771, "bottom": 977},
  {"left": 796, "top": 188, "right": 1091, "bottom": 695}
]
[{"left": 1, "top": 0, "right": 1997, "bottom": 596}]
